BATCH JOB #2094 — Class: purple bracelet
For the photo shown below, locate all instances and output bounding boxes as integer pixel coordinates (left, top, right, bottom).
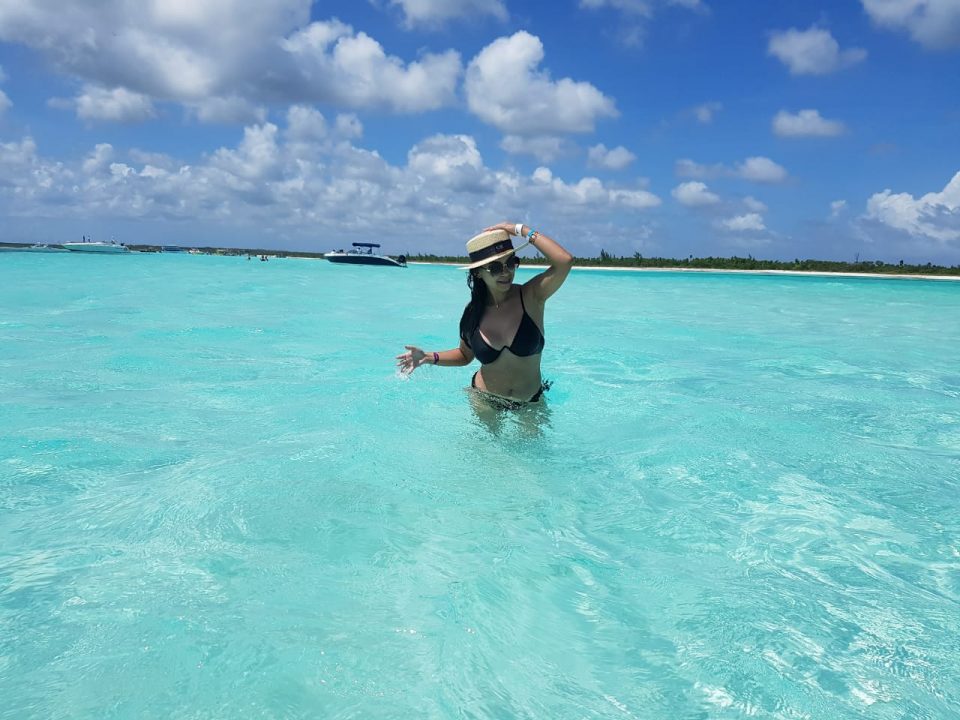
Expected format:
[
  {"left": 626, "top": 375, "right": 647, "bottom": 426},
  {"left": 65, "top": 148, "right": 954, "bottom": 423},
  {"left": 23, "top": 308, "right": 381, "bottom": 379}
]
[{"left": 433, "top": 351, "right": 440, "bottom": 365}]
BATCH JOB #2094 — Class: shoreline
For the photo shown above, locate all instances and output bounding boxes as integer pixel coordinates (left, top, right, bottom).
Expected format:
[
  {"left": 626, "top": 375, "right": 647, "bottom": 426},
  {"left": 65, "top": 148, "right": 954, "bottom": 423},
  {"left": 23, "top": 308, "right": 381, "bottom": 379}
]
[{"left": 407, "top": 261, "right": 960, "bottom": 282}]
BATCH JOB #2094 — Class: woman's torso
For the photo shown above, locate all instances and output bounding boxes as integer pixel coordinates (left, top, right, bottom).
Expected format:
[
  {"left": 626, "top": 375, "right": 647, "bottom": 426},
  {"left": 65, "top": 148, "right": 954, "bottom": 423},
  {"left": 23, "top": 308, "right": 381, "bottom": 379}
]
[{"left": 471, "top": 284, "right": 545, "bottom": 400}]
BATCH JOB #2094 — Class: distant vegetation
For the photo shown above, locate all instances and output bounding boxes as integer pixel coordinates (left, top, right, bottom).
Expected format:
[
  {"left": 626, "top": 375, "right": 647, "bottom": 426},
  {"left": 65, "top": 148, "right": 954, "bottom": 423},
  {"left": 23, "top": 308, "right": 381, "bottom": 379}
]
[
  {"left": 3, "top": 242, "right": 957, "bottom": 275},
  {"left": 407, "top": 251, "right": 960, "bottom": 276}
]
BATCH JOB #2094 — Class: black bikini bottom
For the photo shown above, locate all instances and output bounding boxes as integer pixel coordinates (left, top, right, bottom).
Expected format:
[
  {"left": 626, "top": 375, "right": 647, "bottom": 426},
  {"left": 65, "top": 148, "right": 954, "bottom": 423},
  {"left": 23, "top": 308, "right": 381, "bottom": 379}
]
[{"left": 471, "top": 372, "right": 552, "bottom": 408}]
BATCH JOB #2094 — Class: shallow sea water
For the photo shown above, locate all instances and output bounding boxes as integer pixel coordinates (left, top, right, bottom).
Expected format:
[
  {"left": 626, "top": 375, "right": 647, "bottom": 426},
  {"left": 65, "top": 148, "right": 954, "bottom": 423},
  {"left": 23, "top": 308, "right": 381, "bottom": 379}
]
[{"left": 1, "top": 252, "right": 959, "bottom": 719}]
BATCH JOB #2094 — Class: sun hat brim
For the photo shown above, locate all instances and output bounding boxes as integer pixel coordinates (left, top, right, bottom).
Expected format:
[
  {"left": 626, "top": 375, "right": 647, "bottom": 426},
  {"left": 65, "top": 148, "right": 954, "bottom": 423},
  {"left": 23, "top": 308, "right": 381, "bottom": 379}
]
[{"left": 457, "top": 239, "right": 530, "bottom": 270}]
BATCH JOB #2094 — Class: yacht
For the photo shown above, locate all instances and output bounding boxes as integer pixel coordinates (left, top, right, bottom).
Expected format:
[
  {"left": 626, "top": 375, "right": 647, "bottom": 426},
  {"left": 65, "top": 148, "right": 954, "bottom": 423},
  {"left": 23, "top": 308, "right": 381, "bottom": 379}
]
[
  {"left": 62, "top": 237, "right": 131, "bottom": 254},
  {"left": 324, "top": 243, "right": 406, "bottom": 267}
]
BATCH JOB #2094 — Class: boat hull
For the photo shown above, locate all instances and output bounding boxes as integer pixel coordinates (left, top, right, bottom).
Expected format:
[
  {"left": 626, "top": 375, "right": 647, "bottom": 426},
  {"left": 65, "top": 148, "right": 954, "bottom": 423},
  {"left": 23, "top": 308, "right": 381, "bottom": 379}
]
[
  {"left": 325, "top": 253, "right": 405, "bottom": 267},
  {"left": 62, "top": 243, "right": 130, "bottom": 254}
]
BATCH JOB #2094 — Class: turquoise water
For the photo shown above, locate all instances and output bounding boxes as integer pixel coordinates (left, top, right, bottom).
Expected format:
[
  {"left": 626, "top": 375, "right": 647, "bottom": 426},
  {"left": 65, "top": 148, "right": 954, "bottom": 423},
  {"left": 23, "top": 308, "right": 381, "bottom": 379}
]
[{"left": 2, "top": 252, "right": 959, "bottom": 719}]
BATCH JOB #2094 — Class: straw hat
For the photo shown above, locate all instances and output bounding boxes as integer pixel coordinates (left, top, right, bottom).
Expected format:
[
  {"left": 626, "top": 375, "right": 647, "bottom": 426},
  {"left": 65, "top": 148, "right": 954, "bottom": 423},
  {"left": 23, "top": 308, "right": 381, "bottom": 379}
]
[{"left": 458, "top": 229, "right": 530, "bottom": 270}]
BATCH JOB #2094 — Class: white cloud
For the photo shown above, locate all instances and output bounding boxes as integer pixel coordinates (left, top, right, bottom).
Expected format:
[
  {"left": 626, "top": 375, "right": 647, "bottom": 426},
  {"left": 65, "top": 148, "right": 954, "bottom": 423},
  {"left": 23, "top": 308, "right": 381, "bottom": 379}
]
[
  {"left": 671, "top": 181, "right": 720, "bottom": 206},
  {"left": 187, "top": 97, "right": 267, "bottom": 125},
  {"left": 861, "top": 0, "right": 960, "bottom": 50},
  {"left": 579, "top": 0, "right": 706, "bottom": 47},
  {"left": 587, "top": 143, "right": 636, "bottom": 170},
  {"left": 0, "top": 121, "right": 661, "bottom": 252},
  {"left": 0, "top": 89, "right": 10, "bottom": 115},
  {"left": 830, "top": 199, "right": 847, "bottom": 217},
  {"left": 529, "top": 166, "right": 661, "bottom": 209},
  {"left": 501, "top": 135, "right": 569, "bottom": 163},
  {"left": 0, "top": 3, "right": 462, "bottom": 120},
  {"left": 282, "top": 20, "right": 461, "bottom": 112},
  {"left": 465, "top": 31, "right": 617, "bottom": 134},
  {"left": 735, "top": 156, "right": 788, "bottom": 184},
  {"left": 580, "top": 0, "right": 654, "bottom": 15},
  {"left": 693, "top": 101, "right": 722, "bottom": 124},
  {"left": 0, "top": 64, "right": 6, "bottom": 82},
  {"left": 718, "top": 213, "right": 766, "bottom": 232},
  {"left": 73, "top": 85, "right": 156, "bottom": 122},
  {"left": 675, "top": 158, "right": 724, "bottom": 179},
  {"left": 768, "top": 26, "right": 867, "bottom": 75},
  {"left": 773, "top": 109, "right": 846, "bottom": 137},
  {"left": 865, "top": 171, "right": 960, "bottom": 242},
  {"left": 407, "top": 134, "right": 492, "bottom": 192},
  {"left": 676, "top": 157, "right": 787, "bottom": 184},
  {"left": 390, "top": 0, "right": 507, "bottom": 27},
  {"left": 743, "top": 196, "right": 767, "bottom": 213}
]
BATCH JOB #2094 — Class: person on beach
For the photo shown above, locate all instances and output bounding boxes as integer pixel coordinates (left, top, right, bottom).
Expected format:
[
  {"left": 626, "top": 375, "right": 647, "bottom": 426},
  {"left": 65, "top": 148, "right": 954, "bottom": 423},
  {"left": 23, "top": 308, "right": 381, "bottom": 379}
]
[{"left": 397, "top": 222, "right": 573, "bottom": 408}]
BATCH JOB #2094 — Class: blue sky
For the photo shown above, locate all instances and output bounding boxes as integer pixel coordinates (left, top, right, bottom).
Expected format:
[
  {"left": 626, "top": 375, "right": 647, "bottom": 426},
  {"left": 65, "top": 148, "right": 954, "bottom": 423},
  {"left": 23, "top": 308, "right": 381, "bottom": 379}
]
[{"left": 0, "top": 0, "right": 958, "bottom": 263}]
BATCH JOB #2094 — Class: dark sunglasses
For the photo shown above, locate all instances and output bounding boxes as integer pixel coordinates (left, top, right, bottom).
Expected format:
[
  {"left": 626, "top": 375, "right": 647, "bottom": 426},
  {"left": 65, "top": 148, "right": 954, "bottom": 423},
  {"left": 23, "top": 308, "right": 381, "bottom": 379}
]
[{"left": 483, "top": 256, "right": 521, "bottom": 274}]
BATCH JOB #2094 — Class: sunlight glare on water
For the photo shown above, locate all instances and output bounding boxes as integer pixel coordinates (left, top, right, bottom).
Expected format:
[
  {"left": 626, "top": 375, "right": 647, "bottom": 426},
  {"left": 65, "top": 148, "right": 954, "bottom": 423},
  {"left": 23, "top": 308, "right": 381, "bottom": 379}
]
[{"left": 1, "top": 252, "right": 959, "bottom": 718}]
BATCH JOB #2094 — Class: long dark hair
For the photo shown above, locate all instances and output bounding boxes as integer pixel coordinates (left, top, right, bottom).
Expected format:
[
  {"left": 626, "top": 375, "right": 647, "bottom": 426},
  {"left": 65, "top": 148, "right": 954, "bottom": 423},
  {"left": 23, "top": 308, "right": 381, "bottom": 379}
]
[{"left": 458, "top": 270, "right": 488, "bottom": 345}]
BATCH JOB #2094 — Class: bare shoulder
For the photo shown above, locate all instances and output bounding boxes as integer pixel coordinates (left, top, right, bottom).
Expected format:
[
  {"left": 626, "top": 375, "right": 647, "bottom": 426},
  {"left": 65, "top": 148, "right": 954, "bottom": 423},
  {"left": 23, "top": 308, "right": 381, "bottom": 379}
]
[{"left": 523, "top": 263, "right": 571, "bottom": 303}]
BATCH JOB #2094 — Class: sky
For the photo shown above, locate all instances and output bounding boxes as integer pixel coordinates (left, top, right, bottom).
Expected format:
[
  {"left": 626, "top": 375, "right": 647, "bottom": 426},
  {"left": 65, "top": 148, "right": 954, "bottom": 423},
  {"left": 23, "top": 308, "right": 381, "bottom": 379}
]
[{"left": 0, "top": 0, "right": 959, "bottom": 263}]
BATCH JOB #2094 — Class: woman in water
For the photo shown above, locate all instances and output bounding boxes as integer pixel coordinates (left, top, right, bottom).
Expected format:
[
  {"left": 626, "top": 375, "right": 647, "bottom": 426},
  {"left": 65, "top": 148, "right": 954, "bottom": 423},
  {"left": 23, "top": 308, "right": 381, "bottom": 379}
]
[{"left": 397, "top": 221, "right": 573, "bottom": 407}]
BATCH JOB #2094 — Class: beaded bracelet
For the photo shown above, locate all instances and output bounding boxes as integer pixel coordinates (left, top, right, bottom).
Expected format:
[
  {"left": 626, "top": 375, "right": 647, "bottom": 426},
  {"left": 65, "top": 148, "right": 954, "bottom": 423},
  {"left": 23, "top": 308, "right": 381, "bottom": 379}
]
[{"left": 527, "top": 229, "right": 539, "bottom": 243}]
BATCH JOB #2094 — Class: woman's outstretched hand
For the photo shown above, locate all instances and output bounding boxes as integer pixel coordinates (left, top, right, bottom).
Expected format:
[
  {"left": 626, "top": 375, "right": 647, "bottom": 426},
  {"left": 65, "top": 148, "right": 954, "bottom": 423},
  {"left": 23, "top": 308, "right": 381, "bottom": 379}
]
[{"left": 396, "top": 345, "right": 429, "bottom": 375}]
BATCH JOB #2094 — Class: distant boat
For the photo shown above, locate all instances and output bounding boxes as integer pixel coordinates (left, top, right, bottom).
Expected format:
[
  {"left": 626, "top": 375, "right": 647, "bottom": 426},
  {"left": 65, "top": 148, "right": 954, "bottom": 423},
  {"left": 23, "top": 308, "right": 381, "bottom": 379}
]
[
  {"left": 62, "top": 238, "right": 130, "bottom": 254},
  {"left": 160, "top": 246, "right": 186, "bottom": 253},
  {"left": 325, "top": 243, "right": 406, "bottom": 267}
]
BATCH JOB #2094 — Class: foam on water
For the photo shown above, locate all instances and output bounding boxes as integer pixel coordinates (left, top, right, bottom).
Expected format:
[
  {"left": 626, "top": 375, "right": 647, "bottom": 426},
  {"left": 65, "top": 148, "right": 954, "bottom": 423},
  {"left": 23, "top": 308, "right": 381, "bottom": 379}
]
[{"left": 2, "top": 252, "right": 959, "bottom": 718}]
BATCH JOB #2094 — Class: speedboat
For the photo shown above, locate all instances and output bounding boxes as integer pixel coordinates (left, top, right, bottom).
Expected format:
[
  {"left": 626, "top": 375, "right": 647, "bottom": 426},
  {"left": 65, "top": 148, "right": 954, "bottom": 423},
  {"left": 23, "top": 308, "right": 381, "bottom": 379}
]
[
  {"left": 324, "top": 243, "right": 406, "bottom": 267},
  {"left": 62, "top": 239, "right": 131, "bottom": 254}
]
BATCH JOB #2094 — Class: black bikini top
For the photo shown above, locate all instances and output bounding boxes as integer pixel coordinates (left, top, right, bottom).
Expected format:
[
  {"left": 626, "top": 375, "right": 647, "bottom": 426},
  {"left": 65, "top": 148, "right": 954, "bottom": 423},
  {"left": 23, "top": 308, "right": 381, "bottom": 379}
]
[{"left": 463, "top": 287, "right": 545, "bottom": 365}]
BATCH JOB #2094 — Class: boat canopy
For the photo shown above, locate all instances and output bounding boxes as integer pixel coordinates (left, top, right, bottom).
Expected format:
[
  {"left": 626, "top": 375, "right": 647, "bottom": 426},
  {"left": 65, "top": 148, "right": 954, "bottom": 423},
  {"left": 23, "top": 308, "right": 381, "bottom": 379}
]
[{"left": 352, "top": 242, "right": 380, "bottom": 248}]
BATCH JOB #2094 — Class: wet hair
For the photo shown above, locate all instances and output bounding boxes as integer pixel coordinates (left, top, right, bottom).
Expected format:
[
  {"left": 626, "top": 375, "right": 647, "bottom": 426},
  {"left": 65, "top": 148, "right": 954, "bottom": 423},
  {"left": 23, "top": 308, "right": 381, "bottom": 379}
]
[{"left": 458, "top": 270, "right": 488, "bottom": 346}]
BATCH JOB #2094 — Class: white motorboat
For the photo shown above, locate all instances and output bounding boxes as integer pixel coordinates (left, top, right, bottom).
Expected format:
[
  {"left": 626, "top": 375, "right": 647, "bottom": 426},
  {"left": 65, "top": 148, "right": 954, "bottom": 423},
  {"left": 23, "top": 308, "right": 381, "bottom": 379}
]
[
  {"left": 62, "top": 238, "right": 130, "bottom": 254},
  {"left": 324, "top": 243, "right": 406, "bottom": 267}
]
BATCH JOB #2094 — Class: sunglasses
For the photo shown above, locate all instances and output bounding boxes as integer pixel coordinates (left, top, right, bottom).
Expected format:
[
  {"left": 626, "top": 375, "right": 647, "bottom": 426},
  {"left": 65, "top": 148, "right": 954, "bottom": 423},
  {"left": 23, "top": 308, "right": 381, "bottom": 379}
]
[{"left": 483, "top": 256, "right": 521, "bottom": 275}]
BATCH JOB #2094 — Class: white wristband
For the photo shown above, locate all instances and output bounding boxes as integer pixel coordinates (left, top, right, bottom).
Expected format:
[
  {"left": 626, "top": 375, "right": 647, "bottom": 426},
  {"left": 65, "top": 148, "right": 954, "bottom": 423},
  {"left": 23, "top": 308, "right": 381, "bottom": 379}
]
[{"left": 514, "top": 223, "right": 523, "bottom": 237}]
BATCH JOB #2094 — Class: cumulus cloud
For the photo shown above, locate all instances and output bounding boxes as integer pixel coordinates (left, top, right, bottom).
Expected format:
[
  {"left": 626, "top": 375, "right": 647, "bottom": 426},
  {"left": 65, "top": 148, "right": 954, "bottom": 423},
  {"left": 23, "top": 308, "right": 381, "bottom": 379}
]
[
  {"left": 768, "top": 26, "right": 867, "bottom": 75},
  {"left": 407, "top": 134, "right": 492, "bottom": 192},
  {"left": 0, "top": 89, "right": 10, "bottom": 115},
  {"left": 861, "top": 0, "right": 960, "bottom": 50},
  {"left": 70, "top": 85, "right": 156, "bottom": 122},
  {"left": 692, "top": 101, "right": 722, "bottom": 124},
  {"left": 865, "top": 171, "right": 960, "bottom": 243},
  {"left": 743, "top": 196, "right": 767, "bottom": 213},
  {"left": 579, "top": 0, "right": 707, "bottom": 47},
  {"left": 675, "top": 158, "right": 724, "bottom": 179},
  {"left": 465, "top": 32, "right": 617, "bottom": 135},
  {"left": 671, "top": 181, "right": 720, "bottom": 206},
  {"left": 587, "top": 143, "right": 636, "bottom": 170},
  {"left": 187, "top": 96, "right": 267, "bottom": 125},
  {"left": 0, "top": 2, "right": 462, "bottom": 120},
  {"left": 282, "top": 20, "right": 461, "bottom": 112},
  {"left": 830, "top": 199, "right": 847, "bottom": 217},
  {"left": 773, "top": 109, "right": 846, "bottom": 137},
  {"left": 500, "top": 135, "right": 570, "bottom": 163},
  {"left": 0, "top": 121, "right": 661, "bottom": 252},
  {"left": 676, "top": 157, "right": 788, "bottom": 184},
  {"left": 529, "top": 166, "right": 661, "bottom": 209},
  {"left": 390, "top": 0, "right": 507, "bottom": 27},
  {"left": 717, "top": 213, "right": 766, "bottom": 232},
  {"left": 735, "top": 156, "right": 788, "bottom": 183}
]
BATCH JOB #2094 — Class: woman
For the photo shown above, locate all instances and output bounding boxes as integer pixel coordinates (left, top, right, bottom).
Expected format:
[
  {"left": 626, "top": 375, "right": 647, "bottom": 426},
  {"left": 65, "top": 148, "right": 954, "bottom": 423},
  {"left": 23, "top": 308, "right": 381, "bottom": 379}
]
[{"left": 397, "top": 222, "right": 573, "bottom": 407}]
